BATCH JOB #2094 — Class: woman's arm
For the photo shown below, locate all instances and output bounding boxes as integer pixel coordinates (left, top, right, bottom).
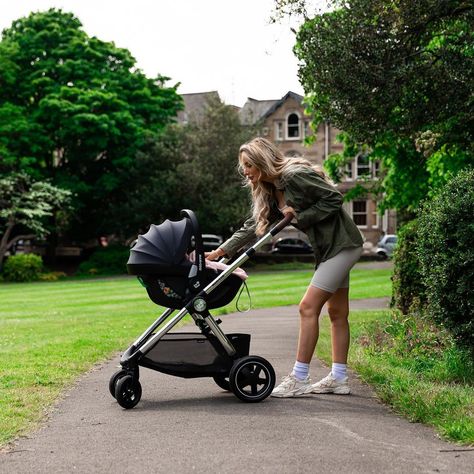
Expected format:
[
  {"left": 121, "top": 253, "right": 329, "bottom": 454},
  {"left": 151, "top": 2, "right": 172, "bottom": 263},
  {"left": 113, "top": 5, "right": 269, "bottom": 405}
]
[{"left": 206, "top": 216, "right": 257, "bottom": 260}]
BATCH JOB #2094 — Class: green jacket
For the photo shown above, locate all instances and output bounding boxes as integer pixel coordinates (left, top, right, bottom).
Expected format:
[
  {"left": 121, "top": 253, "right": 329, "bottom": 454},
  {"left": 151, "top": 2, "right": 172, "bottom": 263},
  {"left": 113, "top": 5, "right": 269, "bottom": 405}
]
[{"left": 220, "top": 167, "right": 364, "bottom": 267}]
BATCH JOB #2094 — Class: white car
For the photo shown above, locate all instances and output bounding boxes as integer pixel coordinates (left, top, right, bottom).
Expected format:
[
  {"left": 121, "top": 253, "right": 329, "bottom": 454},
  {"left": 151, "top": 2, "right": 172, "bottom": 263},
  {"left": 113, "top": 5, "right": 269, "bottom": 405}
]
[
  {"left": 202, "top": 234, "right": 223, "bottom": 251},
  {"left": 376, "top": 234, "right": 397, "bottom": 260}
]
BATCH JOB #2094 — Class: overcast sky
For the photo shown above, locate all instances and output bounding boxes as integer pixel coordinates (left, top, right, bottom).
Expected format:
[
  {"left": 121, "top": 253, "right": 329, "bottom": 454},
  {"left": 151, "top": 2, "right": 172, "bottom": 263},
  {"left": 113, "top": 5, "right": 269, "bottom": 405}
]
[{"left": 0, "top": 1, "right": 329, "bottom": 107}]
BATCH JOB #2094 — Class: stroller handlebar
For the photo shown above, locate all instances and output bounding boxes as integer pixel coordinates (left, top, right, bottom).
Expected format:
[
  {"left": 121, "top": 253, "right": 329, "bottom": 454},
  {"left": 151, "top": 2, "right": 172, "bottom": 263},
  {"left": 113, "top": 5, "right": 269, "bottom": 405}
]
[{"left": 269, "top": 213, "right": 294, "bottom": 237}]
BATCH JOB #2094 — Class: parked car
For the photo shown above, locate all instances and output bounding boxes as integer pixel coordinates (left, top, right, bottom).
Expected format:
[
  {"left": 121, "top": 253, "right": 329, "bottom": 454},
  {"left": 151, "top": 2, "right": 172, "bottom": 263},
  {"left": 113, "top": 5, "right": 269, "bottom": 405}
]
[
  {"left": 376, "top": 234, "right": 397, "bottom": 260},
  {"left": 202, "top": 234, "right": 223, "bottom": 251},
  {"left": 272, "top": 238, "right": 313, "bottom": 254}
]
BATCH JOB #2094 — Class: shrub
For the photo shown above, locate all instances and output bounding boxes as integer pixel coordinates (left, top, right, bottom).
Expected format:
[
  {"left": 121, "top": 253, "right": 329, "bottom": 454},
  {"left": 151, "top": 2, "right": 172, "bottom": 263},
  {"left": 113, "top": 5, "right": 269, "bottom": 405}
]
[
  {"left": 359, "top": 308, "right": 474, "bottom": 384},
  {"left": 417, "top": 169, "right": 474, "bottom": 351},
  {"left": 391, "top": 219, "right": 426, "bottom": 313},
  {"left": 76, "top": 245, "right": 129, "bottom": 276},
  {"left": 38, "top": 271, "right": 67, "bottom": 282},
  {"left": 3, "top": 253, "right": 43, "bottom": 282}
]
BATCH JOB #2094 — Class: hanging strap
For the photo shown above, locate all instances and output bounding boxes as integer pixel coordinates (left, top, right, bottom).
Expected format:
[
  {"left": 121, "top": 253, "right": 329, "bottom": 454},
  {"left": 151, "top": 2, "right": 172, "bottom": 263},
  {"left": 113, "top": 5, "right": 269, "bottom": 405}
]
[{"left": 235, "top": 280, "right": 252, "bottom": 313}]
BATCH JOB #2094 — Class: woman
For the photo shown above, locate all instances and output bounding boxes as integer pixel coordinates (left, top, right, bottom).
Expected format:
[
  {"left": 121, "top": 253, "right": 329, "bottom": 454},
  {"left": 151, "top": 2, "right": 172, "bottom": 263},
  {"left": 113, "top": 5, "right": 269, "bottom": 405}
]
[{"left": 206, "top": 137, "right": 364, "bottom": 398}]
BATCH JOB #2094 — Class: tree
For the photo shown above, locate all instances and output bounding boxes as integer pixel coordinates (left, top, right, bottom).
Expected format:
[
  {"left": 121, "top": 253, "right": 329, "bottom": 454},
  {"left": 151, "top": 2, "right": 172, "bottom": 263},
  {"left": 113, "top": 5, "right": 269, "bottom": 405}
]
[
  {"left": 174, "top": 95, "right": 258, "bottom": 235},
  {"left": 0, "top": 173, "right": 71, "bottom": 270},
  {"left": 295, "top": 0, "right": 473, "bottom": 149},
  {"left": 119, "top": 95, "right": 257, "bottom": 238},
  {"left": 275, "top": 0, "right": 474, "bottom": 213},
  {"left": 0, "top": 9, "right": 182, "bottom": 239}
]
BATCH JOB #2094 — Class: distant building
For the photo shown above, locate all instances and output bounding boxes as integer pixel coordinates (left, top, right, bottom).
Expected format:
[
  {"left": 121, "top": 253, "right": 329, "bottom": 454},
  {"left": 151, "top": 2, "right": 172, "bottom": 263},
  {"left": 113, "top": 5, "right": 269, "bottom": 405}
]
[{"left": 177, "top": 91, "right": 220, "bottom": 124}]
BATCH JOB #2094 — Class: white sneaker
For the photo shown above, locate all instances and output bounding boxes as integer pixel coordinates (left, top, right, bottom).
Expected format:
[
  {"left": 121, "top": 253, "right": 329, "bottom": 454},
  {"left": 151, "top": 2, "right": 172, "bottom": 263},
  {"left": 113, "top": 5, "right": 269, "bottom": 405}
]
[
  {"left": 307, "top": 373, "right": 350, "bottom": 395},
  {"left": 271, "top": 374, "right": 311, "bottom": 398}
]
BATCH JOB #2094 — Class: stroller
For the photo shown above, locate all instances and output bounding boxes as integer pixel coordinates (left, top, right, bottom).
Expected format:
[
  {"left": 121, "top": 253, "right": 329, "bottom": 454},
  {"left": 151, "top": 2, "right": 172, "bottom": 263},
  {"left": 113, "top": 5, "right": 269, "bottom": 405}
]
[{"left": 109, "top": 209, "right": 292, "bottom": 408}]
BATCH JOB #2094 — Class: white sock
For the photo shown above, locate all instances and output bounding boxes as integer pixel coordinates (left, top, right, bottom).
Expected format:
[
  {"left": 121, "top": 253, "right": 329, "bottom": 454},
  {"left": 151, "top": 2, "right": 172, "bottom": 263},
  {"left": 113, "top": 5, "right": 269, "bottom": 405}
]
[
  {"left": 331, "top": 363, "right": 347, "bottom": 381},
  {"left": 291, "top": 361, "right": 310, "bottom": 381}
]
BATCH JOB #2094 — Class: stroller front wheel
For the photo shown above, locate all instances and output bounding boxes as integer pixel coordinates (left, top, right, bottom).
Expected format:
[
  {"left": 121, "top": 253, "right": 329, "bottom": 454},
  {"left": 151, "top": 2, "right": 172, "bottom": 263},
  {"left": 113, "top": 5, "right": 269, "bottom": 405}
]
[
  {"left": 115, "top": 375, "right": 142, "bottom": 409},
  {"left": 229, "top": 356, "right": 276, "bottom": 403},
  {"left": 109, "top": 369, "right": 128, "bottom": 398}
]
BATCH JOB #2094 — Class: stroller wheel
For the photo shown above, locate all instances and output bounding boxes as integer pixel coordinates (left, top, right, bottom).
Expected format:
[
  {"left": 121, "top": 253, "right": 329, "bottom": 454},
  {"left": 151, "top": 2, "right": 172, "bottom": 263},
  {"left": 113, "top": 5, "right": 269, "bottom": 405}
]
[
  {"left": 229, "top": 356, "right": 276, "bottom": 403},
  {"left": 115, "top": 375, "right": 142, "bottom": 409},
  {"left": 109, "top": 369, "right": 128, "bottom": 398},
  {"left": 213, "top": 376, "right": 231, "bottom": 392}
]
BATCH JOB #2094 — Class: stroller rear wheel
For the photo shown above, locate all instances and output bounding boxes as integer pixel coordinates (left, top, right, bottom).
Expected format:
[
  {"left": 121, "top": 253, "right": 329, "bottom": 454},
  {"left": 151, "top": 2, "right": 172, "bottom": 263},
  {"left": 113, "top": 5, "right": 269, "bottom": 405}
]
[
  {"left": 213, "top": 376, "right": 231, "bottom": 391},
  {"left": 229, "top": 356, "right": 275, "bottom": 403},
  {"left": 115, "top": 375, "right": 142, "bottom": 409}
]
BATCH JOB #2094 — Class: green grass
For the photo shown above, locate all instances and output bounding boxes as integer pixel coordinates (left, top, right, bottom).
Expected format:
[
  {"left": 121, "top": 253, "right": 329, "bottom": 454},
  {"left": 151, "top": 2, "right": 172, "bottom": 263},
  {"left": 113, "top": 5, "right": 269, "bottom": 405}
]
[
  {"left": 1, "top": 263, "right": 471, "bottom": 446},
  {"left": 234, "top": 265, "right": 392, "bottom": 310},
  {"left": 0, "top": 264, "right": 389, "bottom": 446}
]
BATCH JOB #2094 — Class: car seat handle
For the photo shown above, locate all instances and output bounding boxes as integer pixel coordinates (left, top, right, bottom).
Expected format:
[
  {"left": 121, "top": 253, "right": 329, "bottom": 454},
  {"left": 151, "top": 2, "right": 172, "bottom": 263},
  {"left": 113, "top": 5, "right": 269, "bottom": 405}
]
[{"left": 180, "top": 209, "right": 205, "bottom": 290}]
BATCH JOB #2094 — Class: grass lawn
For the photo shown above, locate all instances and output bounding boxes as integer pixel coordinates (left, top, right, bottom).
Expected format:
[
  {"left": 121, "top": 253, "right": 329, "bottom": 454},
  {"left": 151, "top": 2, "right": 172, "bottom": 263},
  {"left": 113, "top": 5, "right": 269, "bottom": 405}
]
[
  {"left": 221, "top": 264, "right": 392, "bottom": 311},
  {"left": 0, "top": 264, "right": 389, "bottom": 446},
  {"left": 1, "top": 263, "right": 472, "bottom": 446}
]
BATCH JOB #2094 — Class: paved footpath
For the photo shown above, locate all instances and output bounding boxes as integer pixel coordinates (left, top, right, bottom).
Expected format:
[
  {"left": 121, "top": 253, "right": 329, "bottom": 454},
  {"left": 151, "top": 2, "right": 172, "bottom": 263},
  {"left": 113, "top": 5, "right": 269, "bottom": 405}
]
[{"left": 1, "top": 299, "right": 472, "bottom": 473}]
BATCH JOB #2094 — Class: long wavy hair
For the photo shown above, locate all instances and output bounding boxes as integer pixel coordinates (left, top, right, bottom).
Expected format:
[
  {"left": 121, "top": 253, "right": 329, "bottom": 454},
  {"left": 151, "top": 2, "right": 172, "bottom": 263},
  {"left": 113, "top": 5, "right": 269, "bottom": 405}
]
[{"left": 238, "top": 137, "right": 330, "bottom": 235}]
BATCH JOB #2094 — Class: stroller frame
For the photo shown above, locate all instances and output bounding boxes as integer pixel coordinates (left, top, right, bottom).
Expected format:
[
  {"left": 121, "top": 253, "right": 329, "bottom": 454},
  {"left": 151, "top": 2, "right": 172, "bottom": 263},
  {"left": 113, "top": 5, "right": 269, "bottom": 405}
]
[{"left": 110, "top": 210, "right": 293, "bottom": 408}]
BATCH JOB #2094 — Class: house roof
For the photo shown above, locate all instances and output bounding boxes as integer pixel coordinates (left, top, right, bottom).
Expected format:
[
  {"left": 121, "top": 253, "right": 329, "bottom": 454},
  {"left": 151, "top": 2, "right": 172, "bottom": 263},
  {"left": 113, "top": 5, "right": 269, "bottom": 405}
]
[
  {"left": 239, "top": 98, "right": 279, "bottom": 125},
  {"left": 177, "top": 91, "right": 221, "bottom": 123},
  {"left": 239, "top": 91, "right": 304, "bottom": 124}
]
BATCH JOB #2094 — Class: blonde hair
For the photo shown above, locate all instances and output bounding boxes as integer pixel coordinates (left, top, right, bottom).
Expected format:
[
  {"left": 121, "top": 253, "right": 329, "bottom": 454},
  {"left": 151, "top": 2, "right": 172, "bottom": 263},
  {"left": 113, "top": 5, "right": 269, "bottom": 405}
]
[{"left": 238, "top": 137, "right": 330, "bottom": 235}]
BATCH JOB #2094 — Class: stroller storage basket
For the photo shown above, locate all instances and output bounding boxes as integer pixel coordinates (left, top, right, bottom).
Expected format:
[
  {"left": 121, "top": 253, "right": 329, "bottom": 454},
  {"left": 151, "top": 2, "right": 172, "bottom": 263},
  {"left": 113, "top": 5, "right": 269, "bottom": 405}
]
[{"left": 139, "top": 332, "right": 250, "bottom": 378}]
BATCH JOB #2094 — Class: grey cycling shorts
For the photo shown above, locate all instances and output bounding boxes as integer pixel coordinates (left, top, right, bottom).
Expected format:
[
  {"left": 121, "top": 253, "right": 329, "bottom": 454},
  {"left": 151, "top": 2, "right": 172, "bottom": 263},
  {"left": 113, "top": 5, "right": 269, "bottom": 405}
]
[{"left": 310, "top": 246, "right": 363, "bottom": 293}]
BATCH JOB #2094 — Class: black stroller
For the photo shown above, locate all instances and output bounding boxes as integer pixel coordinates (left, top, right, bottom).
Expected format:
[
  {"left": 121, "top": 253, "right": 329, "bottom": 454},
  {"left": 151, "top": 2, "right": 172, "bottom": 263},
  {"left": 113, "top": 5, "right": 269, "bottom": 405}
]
[{"left": 109, "top": 209, "right": 292, "bottom": 408}]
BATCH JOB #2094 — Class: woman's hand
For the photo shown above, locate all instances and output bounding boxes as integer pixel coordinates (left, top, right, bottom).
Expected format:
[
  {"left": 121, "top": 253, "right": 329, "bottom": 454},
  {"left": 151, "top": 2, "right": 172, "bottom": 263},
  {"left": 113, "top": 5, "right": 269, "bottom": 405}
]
[
  {"left": 206, "top": 248, "right": 226, "bottom": 261},
  {"left": 280, "top": 205, "right": 296, "bottom": 218}
]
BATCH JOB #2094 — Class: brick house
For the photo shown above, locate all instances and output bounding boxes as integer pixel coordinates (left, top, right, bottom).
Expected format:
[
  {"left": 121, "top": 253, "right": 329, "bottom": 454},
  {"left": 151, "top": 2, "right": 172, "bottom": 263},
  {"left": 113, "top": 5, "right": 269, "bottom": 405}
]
[{"left": 178, "top": 90, "right": 397, "bottom": 247}]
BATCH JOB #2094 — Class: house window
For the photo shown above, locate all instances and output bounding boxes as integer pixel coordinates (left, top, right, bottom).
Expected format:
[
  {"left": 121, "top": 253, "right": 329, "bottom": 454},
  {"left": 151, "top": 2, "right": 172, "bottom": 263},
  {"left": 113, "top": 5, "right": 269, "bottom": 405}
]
[
  {"left": 371, "top": 201, "right": 380, "bottom": 228},
  {"left": 357, "top": 154, "right": 371, "bottom": 178},
  {"left": 373, "top": 160, "right": 381, "bottom": 178},
  {"left": 345, "top": 160, "right": 353, "bottom": 180},
  {"left": 275, "top": 122, "right": 284, "bottom": 140},
  {"left": 287, "top": 113, "right": 300, "bottom": 138},
  {"left": 352, "top": 200, "right": 367, "bottom": 227}
]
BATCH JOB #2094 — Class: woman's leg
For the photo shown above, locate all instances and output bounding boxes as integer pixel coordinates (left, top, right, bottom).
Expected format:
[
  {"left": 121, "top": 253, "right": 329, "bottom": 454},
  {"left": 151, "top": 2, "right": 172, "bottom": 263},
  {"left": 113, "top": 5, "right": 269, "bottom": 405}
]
[
  {"left": 296, "top": 285, "right": 333, "bottom": 364},
  {"left": 272, "top": 247, "right": 361, "bottom": 397},
  {"left": 271, "top": 285, "right": 332, "bottom": 398},
  {"left": 310, "top": 287, "right": 352, "bottom": 394},
  {"left": 327, "top": 287, "right": 350, "bottom": 364}
]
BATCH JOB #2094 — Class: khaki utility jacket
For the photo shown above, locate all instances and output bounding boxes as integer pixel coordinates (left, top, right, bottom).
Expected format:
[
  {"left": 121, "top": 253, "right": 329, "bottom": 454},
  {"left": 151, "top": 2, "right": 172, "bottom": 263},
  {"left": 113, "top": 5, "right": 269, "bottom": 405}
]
[{"left": 220, "top": 166, "right": 364, "bottom": 267}]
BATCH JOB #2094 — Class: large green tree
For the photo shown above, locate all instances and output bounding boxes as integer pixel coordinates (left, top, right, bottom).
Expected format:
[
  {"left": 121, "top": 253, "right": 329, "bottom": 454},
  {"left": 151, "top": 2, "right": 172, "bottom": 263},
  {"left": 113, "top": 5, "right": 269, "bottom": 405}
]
[
  {"left": 0, "top": 9, "right": 182, "bottom": 239},
  {"left": 276, "top": 0, "right": 474, "bottom": 213}
]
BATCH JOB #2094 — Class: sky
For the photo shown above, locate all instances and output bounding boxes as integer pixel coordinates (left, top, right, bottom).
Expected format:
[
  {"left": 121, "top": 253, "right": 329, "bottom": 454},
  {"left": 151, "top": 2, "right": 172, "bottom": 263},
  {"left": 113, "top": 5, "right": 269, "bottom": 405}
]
[{"left": 0, "top": 0, "right": 329, "bottom": 107}]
